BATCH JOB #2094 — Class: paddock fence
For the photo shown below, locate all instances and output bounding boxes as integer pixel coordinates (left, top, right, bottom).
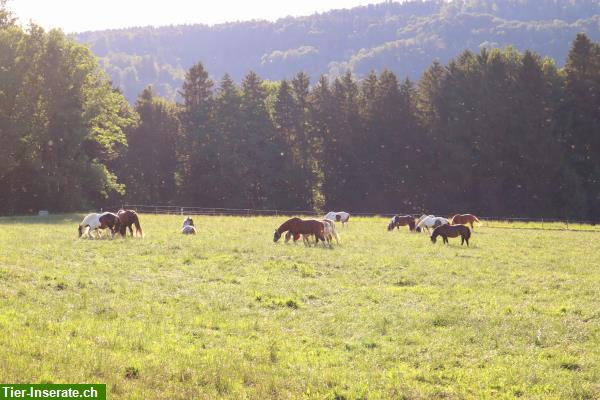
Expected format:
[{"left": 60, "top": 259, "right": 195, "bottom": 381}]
[{"left": 101, "top": 204, "right": 600, "bottom": 233}]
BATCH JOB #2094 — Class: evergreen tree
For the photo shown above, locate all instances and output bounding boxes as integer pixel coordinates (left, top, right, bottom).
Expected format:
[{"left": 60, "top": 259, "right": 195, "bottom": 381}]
[
  {"left": 120, "top": 87, "right": 180, "bottom": 204},
  {"left": 178, "top": 62, "right": 215, "bottom": 204}
]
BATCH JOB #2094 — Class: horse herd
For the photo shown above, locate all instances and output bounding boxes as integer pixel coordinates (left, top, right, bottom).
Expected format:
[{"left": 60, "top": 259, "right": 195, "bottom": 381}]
[
  {"left": 78, "top": 210, "right": 200, "bottom": 238},
  {"left": 273, "top": 212, "right": 480, "bottom": 247},
  {"left": 77, "top": 209, "right": 480, "bottom": 247}
]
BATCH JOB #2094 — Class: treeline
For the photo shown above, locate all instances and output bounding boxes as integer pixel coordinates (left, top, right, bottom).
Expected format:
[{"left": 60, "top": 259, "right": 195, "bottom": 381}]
[
  {"left": 0, "top": 6, "right": 136, "bottom": 214},
  {"left": 114, "top": 34, "right": 600, "bottom": 219},
  {"left": 76, "top": 0, "right": 600, "bottom": 103},
  {"left": 1, "top": 4, "right": 599, "bottom": 219}
]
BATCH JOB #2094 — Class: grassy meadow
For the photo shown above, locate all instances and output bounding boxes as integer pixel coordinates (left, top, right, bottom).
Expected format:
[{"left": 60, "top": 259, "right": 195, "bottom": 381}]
[{"left": 0, "top": 214, "right": 599, "bottom": 399}]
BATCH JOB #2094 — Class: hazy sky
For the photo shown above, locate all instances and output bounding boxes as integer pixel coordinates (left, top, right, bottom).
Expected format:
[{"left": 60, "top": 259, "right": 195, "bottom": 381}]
[{"left": 10, "top": 0, "right": 381, "bottom": 33}]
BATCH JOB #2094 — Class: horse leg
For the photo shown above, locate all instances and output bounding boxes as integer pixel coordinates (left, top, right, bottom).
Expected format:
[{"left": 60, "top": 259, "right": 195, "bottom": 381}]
[
  {"left": 128, "top": 224, "right": 133, "bottom": 236},
  {"left": 461, "top": 236, "right": 464, "bottom": 245},
  {"left": 302, "top": 234, "right": 309, "bottom": 246}
]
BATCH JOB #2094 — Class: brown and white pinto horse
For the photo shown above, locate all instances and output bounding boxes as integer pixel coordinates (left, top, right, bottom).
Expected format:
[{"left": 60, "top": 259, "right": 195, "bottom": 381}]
[
  {"left": 274, "top": 217, "right": 326, "bottom": 246},
  {"left": 116, "top": 209, "right": 143, "bottom": 237},
  {"left": 388, "top": 215, "right": 416, "bottom": 232},
  {"left": 450, "top": 214, "right": 481, "bottom": 230},
  {"left": 78, "top": 212, "right": 122, "bottom": 239}
]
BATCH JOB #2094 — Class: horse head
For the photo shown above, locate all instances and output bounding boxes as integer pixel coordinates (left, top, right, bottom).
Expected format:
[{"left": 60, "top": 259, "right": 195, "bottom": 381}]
[
  {"left": 273, "top": 230, "right": 282, "bottom": 242},
  {"left": 387, "top": 222, "right": 394, "bottom": 231},
  {"left": 430, "top": 233, "right": 437, "bottom": 243},
  {"left": 78, "top": 225, "right": 83, "bottom": 238}
]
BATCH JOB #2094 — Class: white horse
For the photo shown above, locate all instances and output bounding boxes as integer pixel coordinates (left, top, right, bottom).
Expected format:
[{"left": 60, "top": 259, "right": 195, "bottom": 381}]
[
  {"left": 181, "top": 217, "right": 197, "bottom": 235},
  {"left": 324, "top": 211, "right": 350, "bottom": 227},
  {"left": 322, "top": 218, "right": 340, "bottom": 246},
  {"left": 416, "top": 215, "right": 450, "bottom": 234},
  {"left": 78, "top": 213, "right": 114, "bottom": 239}
]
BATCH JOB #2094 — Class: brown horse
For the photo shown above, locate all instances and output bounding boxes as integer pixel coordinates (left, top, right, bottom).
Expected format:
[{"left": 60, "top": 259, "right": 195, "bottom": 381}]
[
  {"left": 431, "top": 224, "right": 471, "bottom": 246},
  {"left": 274, "top": 217, "right": 326, "bottom": 246},
  {"left": 388, "top": 215, "right": 416, "bottom": 232},
  {"left": 116, "top": 209, "right": 143, "bottom": 237},
  {"left": 450, "top": 214, "right": 481, "bottom": 230}
]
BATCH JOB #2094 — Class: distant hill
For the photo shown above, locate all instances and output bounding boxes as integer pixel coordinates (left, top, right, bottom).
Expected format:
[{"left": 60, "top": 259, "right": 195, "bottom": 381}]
[{"left": 75, "top": 0, "right": 600, "bottom": 103}]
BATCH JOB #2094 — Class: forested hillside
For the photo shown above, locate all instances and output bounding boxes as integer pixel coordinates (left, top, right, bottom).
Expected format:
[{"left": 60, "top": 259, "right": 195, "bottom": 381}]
[{"left": 75, "top": 0, "right": 600, "bottom": 102}]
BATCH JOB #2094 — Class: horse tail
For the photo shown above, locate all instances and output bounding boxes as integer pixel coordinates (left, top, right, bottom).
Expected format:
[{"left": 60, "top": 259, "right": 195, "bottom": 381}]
[{"left": 134, "top": 215, "right": 143, "bottom": 237}]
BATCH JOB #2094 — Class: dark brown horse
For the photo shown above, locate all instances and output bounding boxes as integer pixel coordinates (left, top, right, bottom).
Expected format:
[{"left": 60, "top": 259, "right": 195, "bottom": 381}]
[
  {"left": 388, "top": 215, "right": 416, "bottom": 232},
  {"left": 116, "top": 209, "right": 143, "bottom": 237},
  {"left": 431, "top": 224, "right": 471, "bottom": 246},
  {"left": 450, "top": 214, "right": 481, "bottom": 230},
  {"left": 274, "top": 217, "right": 325, "bottom": 246}
]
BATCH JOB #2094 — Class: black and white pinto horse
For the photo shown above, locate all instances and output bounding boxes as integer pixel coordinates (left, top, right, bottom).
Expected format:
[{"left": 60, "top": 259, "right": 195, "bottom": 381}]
[{"left": 181, "top": 217, "right": 197, "bottom": 235}]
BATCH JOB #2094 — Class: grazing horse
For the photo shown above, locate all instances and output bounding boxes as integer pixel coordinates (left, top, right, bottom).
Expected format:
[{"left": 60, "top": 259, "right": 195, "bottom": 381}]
[
  {"left": 181, "top": 217, "right": 197, "bottom": 235},
  {"left": 416, "top": 215, "right": 449, "bottom": 234},
  {"left": 450, "top": 214, "right": 481, "bottom": 230},
  {"left": 274, "top": 217, "right": 326, "bottom": 246},
  {"left": 324, "top": 211, "right": 350, "bottom": 227},
  {"left": 388, "top": 215, "right": 416, "bottom": 232},
  {"left": 116, "top": 209, "right": 143, "bottom": 237},
  {"left": 285, "top": 219, "right": 339, "bottom": 246},
  {"left": 322, "top": 219, "right": 340, "bottom": 245},
  {"left": 431, "top": 224, "right": 471, "bottom": 246},
  {"left": 78, "top": 212, "right": 121, "bottom": 239}
]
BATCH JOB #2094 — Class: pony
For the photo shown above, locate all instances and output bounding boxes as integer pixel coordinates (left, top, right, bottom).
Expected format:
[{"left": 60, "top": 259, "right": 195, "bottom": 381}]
[
  {"left": 431, "top": 224, "right": 471, "bottom": 246},
  {"left": 416, "top": 215, "right": 450, "bottom": 234},
  {"left": 78, "top": 212, "right": 121, "bottom": 239},
  {"left": 387, "top": 215, "right": 416, "bottom": 232},
  {"left": 322, "top": 219, "right": 340, "bottom": 245},
  {"left": 324, "top": 211, "right": 350, "bottom": 227},
  {"left": 181, "top": 217, "right": 196, "bottom": 235},
  {"left": 285, "top": 219, "right": 339, "bottom": 246},
  {"left": 274, "top": 217, "right": 326, "bottom": 246},
  {"left": 116, "top": 209, "right": 143, "bottom": 237},
  {"left": 450, "top": 214, "right": 481, "bottom": 230}
]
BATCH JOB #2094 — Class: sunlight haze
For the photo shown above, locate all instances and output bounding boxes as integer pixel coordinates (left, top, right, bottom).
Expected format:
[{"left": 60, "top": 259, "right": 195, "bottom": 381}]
[{"left": 10, "top": 0, "right": 381, "bottom": 32}]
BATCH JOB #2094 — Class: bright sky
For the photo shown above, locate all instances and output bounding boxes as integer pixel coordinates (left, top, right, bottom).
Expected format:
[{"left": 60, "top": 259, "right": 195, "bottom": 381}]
[{"left": 10, "top": 0, "right": 381, "bottom": 33}]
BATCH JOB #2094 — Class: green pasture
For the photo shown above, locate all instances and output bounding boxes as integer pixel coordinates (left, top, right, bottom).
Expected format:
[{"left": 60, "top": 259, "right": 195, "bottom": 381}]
[{"left": 0, "top": 214, "right": 599, "bottom": 399}]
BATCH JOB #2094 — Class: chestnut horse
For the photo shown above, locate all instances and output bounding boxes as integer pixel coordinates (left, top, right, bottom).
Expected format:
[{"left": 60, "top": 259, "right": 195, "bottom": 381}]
[
  {"left": 450, "top": 214, "right": 481, "bottom": 230},
  {"left": 78, "top": 212, "right": 121, "bottom": 239},
  {"left": 431, "top": 224, "right": 471, "bottom": 246},
  {"left": 286, "top": 219, "right": 339, "bottom": 246},
  {"left": 387, "top": 215, "right": 416, "bottom": 232},
  {"left": 116, "top": 209, "right": 143, "bottom": 237},
  {"left": 274, "top": 217, "right": 326, "bottom": 246}
]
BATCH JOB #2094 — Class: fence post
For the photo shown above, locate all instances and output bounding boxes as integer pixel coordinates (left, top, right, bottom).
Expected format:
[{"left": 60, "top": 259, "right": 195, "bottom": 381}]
[
  {"left": 541, "top": 218, "right": 544, "bottom": 229},
  {"left": 181, "top": 207, "right": 184, "bottom": 216}
]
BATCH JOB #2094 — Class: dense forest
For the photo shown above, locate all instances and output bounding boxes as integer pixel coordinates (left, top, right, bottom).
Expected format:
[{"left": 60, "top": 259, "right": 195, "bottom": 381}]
[
  {"left": 75, "top": 0, "right": 600, "bottom": 103},
  {"left": 1, "top": 1, "right": 600, "bottom": 219}
]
